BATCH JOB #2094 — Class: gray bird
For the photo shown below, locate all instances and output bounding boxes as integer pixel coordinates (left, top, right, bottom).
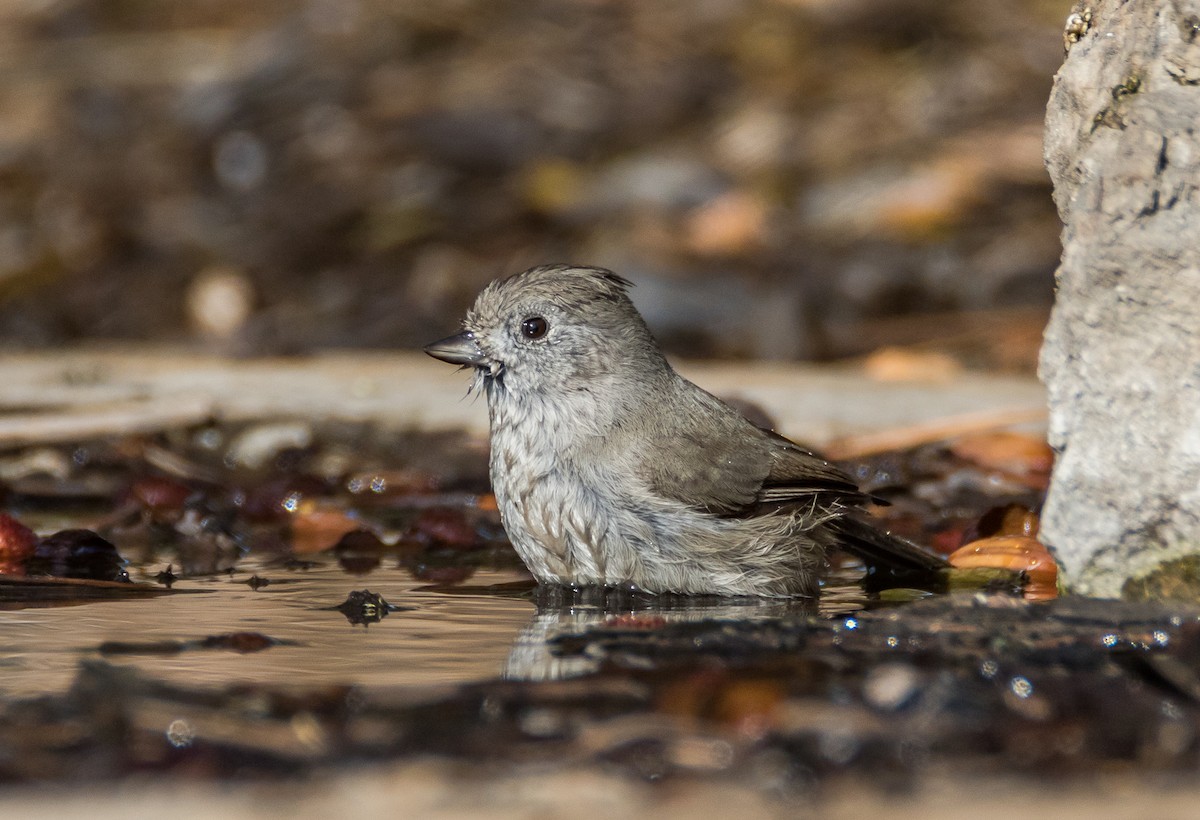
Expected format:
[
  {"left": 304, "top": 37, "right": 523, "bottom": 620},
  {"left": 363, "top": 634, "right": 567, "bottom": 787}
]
[{"left": 425, "top": 264, "right": 945, "bottom": 597}]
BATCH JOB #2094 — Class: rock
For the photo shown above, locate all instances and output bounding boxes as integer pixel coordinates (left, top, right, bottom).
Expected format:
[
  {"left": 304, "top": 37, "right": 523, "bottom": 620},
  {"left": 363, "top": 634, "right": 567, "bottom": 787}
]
[
  {"left": 1040, "top": 0, "right": 1200, "bottom": 596},
  {"left": 26, "top": 529, "right": 130, "bottom": 582}
]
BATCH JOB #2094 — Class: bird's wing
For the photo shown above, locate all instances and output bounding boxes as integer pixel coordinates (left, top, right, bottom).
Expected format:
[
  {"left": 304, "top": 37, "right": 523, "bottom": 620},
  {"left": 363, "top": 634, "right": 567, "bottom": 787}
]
[
  {"left": 629, "top": 385, "right": 864, "bottom": 514},
  {"left": 756, "top": 431, "right": 870, "bottom": 506},
  {"left": 631, "top": 421, "right": 769, "bottom": 514},
  {"left": 626, "top": 384, "right": 948, "bottom": 573}
]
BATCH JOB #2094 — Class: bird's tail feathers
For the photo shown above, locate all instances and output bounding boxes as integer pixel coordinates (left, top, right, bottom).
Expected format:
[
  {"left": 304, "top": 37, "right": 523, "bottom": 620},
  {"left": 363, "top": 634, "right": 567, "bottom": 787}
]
[{"left": 829, "top": 516, "right": 948, "bottom": 575}]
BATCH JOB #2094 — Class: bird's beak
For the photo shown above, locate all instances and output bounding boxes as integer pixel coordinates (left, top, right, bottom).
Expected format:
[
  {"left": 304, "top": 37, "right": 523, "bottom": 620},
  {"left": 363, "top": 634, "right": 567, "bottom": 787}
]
[{"left": 423, "top": 331, "right": 485, "bottom": 366}]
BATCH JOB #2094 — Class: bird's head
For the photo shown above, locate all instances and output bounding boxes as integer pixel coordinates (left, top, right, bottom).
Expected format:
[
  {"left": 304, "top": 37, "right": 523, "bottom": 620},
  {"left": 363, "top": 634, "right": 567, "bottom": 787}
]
[{"left": 424, "top": 264, "right": 666, "bottom": 398}]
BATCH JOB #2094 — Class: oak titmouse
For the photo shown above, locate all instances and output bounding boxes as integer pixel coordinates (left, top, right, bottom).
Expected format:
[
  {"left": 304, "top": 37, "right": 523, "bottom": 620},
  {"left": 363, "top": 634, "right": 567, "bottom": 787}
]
[{"left": 425, "top": 264, "right": 944, "bottom": 597}]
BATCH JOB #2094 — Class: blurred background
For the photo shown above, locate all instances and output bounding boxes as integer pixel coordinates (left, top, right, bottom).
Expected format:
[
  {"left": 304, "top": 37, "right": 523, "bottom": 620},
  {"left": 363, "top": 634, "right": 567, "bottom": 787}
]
[{"left": 0, "top": 0, "right": 1068, "bottom": 367}]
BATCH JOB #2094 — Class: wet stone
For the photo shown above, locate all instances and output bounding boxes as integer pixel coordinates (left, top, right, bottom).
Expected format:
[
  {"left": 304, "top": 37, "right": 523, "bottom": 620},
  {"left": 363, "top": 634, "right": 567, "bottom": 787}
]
[
  {"left": 334, "top": 589, "right": 395, "bottom": 626},
  {"left": 26, "top": 529, "right": 130, "bottom": 583}
]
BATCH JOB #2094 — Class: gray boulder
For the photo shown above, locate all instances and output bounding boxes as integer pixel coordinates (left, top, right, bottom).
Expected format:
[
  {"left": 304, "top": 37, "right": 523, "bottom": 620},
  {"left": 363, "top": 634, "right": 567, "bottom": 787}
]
[{"left": 1041, "top": 1, "right": 1200, "bottom": 596}]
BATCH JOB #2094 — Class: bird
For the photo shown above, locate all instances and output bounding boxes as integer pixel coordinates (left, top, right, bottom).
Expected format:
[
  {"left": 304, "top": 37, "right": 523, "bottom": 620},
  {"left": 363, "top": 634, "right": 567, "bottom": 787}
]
[{"left": 424, "top": 264, "right": 945, "bottom": 597}]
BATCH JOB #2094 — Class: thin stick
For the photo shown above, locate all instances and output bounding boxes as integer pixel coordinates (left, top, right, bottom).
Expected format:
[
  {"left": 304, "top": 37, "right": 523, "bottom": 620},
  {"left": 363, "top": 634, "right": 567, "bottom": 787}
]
[{"left": 0, "top": 396, "right": 215, "bottom": 447}]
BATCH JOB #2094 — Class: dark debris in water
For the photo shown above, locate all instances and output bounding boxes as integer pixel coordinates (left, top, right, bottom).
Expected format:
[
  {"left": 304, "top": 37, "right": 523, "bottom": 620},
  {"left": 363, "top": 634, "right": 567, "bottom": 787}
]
[
  {"left": 98, "top": 631, "right": 293, "bottom": 656},
  {"left": 0, "top": 575, "right": 179, "bottom": 609},
  {"left": 333, "top": 589, "right": 408, "bottom": 627},
  {"left": 154, "top": 564, "right": 178, "bottom": 588}
]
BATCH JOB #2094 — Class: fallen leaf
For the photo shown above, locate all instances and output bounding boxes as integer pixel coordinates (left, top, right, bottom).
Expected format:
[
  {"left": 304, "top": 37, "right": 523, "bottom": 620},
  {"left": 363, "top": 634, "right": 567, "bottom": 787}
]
[
  {"left": 290, "top": 508, "right": 364, "bottom": 554},
  {"left": 0, "top": 513, "right": 38, "bottom": 576},
  {"left": 950, "top": 431, "right": 1054, "bottom": 490},
  {"left": 949, "top": 535, "right": 1057, "bottom": 601}
]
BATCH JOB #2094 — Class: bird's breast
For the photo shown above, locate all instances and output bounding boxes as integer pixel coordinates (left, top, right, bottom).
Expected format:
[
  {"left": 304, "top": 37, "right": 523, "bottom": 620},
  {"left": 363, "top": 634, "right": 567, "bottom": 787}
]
[{"left": 487, "top": 400, "right": 648, "bottom": 585}]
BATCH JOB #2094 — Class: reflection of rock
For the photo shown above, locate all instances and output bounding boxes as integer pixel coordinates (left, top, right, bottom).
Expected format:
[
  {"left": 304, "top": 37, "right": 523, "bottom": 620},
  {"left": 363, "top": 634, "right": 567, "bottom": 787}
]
[{"left": 502, "top": 594, "right": 815, "bottom": 682}]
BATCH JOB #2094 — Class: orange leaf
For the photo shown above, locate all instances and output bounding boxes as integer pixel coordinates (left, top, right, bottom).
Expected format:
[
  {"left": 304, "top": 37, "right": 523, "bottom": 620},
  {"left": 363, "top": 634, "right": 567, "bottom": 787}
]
[
  {"left": 290, "top": 508, "right": 363, "bottom": 555},
  {"left": 949, "top": 535, "right": 1058, "bottom": 600}
]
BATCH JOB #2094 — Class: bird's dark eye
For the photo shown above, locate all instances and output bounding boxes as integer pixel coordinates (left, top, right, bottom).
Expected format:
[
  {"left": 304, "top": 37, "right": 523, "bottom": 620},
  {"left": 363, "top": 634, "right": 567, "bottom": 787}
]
[{"left": 520, "top": 316, "right": 548, "bottom": 339}]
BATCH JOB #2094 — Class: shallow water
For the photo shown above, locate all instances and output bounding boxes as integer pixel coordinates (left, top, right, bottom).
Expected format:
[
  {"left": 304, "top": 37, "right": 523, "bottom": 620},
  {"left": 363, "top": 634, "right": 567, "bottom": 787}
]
[
  {"left": 0, "top": 559, "right": 866, "bottom": 697},
  {"left": 0, "top": 561, "right": 534, "bottom": 698}
]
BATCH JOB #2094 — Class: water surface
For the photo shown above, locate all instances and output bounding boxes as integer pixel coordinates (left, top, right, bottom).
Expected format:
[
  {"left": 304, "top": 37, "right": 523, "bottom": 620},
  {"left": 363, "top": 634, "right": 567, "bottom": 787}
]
[{"left": 0, "top": 559, "right": 867, "bottom": 697}]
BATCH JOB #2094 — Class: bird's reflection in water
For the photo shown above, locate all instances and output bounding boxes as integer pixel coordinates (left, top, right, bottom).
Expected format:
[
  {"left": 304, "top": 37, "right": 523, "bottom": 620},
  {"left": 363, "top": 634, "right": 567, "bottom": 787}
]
[{"left": 502, "top": 579, "right": 865, "bottom": 681}]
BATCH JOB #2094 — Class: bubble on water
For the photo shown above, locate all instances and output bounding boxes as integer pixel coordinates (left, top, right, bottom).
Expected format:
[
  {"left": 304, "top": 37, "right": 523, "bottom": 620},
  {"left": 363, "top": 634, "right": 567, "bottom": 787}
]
[
  {"left": 166, "top": 718, "right": 196, "bottom": 748},
  {"left": 1009, "top": 676, "right": 1033, "bottom": 699}
]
